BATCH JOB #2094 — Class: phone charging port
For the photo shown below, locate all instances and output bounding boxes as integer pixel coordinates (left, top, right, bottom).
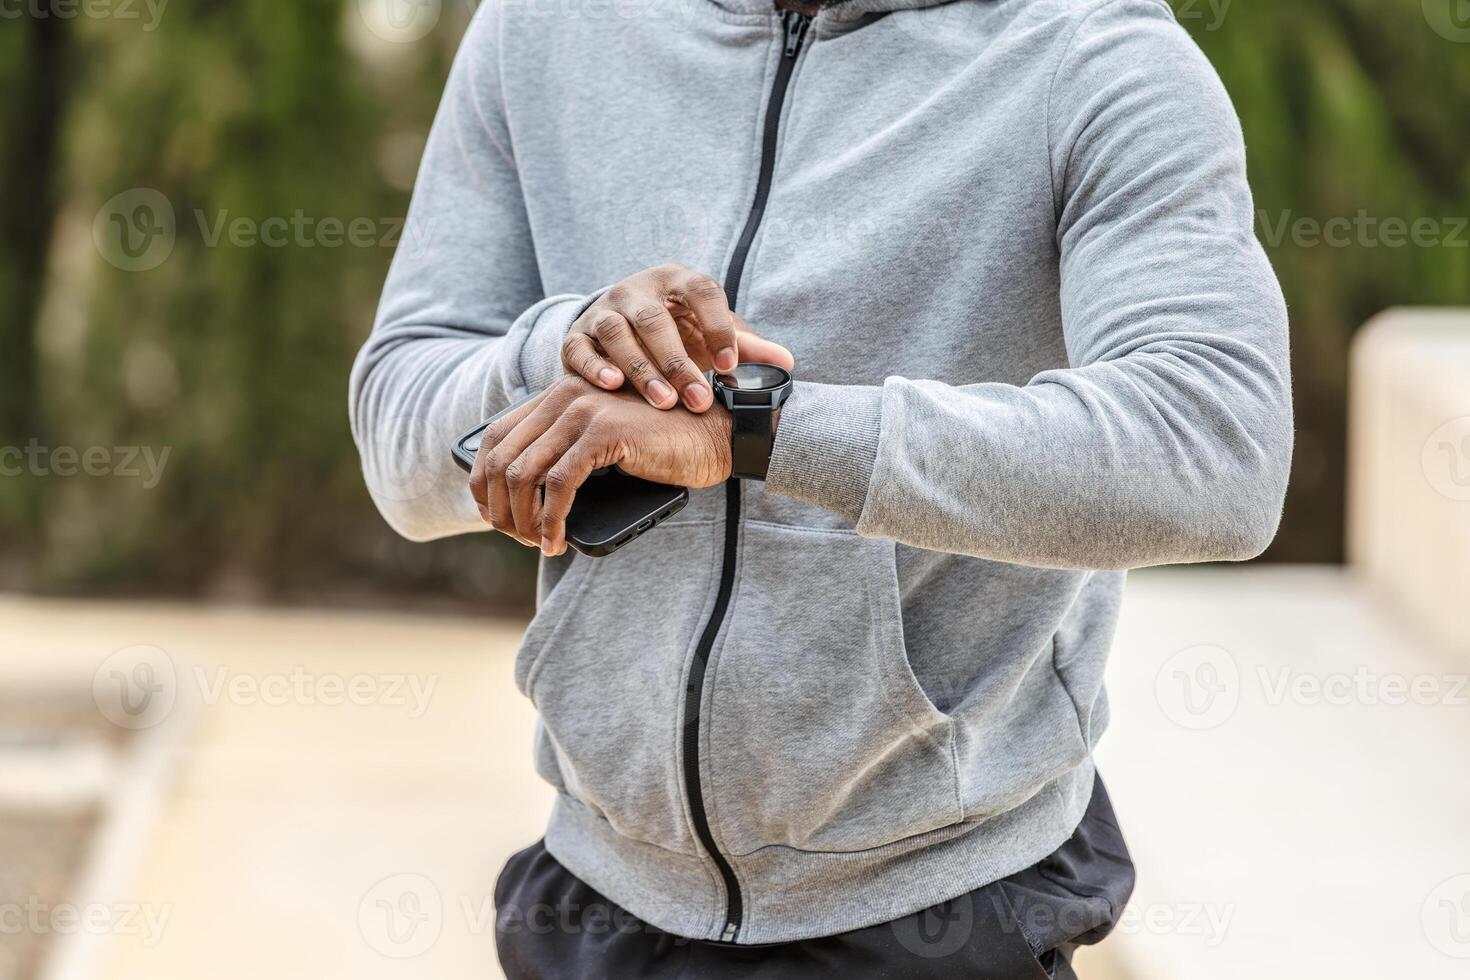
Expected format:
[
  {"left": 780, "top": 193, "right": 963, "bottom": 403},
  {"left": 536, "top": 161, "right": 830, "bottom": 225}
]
[{"left": 637, "top": 519, "right": 654, "bottom": 532}]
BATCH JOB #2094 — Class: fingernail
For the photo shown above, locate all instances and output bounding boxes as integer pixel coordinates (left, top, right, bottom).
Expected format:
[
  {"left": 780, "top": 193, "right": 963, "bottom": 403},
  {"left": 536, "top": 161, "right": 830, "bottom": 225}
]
[
  {"left": 648, "top": 379, "right": 674, "bottom": 405},
  {"left": 598, "top": 367, "right": 620, "bottom": 388},
  {"left": 684, "top": 382, "right": 712, "bottom": 410},
  {"left": 715, "top": 347, "right": 737, "bottom": 371},
  {"left": 479, "top": 505, "right": 491, "bottom": 523},
  {"left": 541, "top": 537, "right": 553, "bottom": 555}
]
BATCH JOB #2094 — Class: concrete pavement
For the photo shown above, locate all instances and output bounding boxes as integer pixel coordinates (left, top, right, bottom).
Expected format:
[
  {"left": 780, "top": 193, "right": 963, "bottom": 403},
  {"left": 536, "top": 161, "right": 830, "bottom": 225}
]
[{"left": 8, "top": 565, "right": 1465, "bottom": 978}]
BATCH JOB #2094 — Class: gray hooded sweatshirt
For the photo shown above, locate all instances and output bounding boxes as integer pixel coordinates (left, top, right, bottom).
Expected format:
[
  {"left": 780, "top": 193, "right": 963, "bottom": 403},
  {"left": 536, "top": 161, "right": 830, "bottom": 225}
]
[{"left": 350, "top": 0, "right": 1292, "bottom": 945}]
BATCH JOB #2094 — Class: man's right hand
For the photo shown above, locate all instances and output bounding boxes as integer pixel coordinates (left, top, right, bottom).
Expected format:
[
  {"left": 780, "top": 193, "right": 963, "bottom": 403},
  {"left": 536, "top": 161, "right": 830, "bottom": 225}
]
[{"left": 560, "top": 262, "right": 794, "bottom": 413}]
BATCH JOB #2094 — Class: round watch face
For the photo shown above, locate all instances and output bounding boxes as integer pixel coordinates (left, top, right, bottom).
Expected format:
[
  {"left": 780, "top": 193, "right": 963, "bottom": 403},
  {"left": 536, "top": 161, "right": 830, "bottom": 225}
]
[{"left": 716, "top": 363, "right": 789, "bottom": 392}]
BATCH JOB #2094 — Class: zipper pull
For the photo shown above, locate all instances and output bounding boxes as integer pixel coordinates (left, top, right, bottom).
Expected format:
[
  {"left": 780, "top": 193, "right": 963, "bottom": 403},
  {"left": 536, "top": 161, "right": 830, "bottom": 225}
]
[{"left": 782, "top": 10, "right": 811, "bottom": 58}]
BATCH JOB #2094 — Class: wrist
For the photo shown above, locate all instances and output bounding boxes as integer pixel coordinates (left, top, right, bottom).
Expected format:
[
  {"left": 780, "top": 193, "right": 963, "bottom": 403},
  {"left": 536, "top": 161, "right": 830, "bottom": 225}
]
[{"left": 707, "top": 405, "right": 734, "bottom": 481}]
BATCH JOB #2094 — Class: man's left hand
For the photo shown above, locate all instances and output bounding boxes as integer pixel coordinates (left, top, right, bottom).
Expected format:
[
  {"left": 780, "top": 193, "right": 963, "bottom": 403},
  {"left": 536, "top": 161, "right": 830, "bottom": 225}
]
[{"left": 470, "top": 376, "right": 732, "bottom": 556}]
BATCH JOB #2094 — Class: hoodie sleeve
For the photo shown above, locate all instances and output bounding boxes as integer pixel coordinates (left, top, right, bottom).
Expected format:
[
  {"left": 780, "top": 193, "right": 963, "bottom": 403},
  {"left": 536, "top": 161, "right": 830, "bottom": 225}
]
[
  {"left": 764, "top": 0, "right": 1293, "bottom": 571},
  {"left": 348, "top": 3, "right": 597, "bottom": 542}
]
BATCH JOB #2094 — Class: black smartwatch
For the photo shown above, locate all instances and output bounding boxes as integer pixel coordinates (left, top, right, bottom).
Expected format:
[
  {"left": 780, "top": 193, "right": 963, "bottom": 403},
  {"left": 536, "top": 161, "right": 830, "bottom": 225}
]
[{"left": 710, "top": 363, "right": 795, "bottom": 481}]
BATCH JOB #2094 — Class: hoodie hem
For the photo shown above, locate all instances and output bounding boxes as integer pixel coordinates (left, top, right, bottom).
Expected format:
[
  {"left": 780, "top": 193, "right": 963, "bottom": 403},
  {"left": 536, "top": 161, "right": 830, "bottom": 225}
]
[{"left": 542, "top": 757, "right": 1096, "bottom": 944}]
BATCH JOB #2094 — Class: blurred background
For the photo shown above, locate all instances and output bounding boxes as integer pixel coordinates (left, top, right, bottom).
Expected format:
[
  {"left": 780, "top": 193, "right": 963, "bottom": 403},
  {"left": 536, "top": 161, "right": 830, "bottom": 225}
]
[{"left": 1, "top": 1, "right": 1468, "bottom": 978}]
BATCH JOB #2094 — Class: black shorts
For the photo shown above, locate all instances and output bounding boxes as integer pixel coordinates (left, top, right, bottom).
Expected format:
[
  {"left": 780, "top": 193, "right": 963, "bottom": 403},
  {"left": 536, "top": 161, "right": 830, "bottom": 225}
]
[{"left": 494, "top": 774, "right": 1133, "bottom": 979}]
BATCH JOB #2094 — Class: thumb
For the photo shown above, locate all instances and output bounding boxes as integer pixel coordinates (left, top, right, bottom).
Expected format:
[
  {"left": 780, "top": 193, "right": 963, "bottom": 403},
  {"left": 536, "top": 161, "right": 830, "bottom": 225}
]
[{"left": 731, "top": 316, "right": 795, "bottom": 370}]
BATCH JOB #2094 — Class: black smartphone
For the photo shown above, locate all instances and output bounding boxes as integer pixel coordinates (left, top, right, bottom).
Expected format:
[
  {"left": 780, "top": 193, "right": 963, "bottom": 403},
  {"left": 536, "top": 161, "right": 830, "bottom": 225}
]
[{"left": 450, "top": 402, "right": 689, "bottom": 558}]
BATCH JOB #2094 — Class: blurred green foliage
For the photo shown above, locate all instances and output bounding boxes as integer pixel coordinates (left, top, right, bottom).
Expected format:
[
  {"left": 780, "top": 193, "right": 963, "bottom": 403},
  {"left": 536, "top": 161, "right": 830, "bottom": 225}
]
[
  {"left": 1178, "top": 0, "right": 1470, "bottom": 561},
  {"left": 0, "top": 0, "right": 1466, "bottom": 606},
  {"left": 1, "top": 0, "right": 536, "bottom": 609}
]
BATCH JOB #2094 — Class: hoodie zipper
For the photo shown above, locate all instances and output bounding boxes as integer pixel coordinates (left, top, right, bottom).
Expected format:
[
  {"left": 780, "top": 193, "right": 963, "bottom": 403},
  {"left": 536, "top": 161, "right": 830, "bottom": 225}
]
[{"left": 683, "top": 7, "right": 812, "bottom": 945}]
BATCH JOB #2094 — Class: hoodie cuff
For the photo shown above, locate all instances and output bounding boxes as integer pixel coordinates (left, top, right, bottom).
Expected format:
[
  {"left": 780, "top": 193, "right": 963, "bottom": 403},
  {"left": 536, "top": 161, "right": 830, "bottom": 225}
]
[
  {"left": 765, "top": 381, "right": 883, "bottom": 524},
  {"left": 512, "top": 291, "right": 606, "bottom": 397}
]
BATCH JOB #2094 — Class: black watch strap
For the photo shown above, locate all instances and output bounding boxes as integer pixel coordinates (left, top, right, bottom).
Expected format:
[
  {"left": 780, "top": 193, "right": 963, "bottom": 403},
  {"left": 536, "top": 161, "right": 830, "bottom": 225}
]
[{"left": 730, "top": 406, "right": 782, "bottom": 481}]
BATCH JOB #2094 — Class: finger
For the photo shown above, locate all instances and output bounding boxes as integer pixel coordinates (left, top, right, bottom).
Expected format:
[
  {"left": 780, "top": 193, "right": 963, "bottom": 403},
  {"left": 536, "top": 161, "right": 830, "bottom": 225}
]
[
  {"left": 669, "top": 272, "right": 738, "bottom": 373},
  {"left": 540, "top": 438, "right": 610, "bottom": 557},
  {"left": 562, "top": 333, "right": 623, "bottom": 390},
  {"left": 673, "top": 314, "right": 716, "bottom": 371},
  {"left": 484, "top": 400, "right": 561, "bottom": 545},
  {"left": 506, "top": 413, "right": 584, "bottom": 547},
  {"left": 626, "top": 298, "right": 713, "bottom": 412},
  {"left": 590, "top": 308, "right": 676, "bottom": 410},
  {"left": 734, "top": 330, "right": 796, "bottom": 371},
  {"left": 471, "top": 396, "right": 542, "bottom": 523},
  {"left": 469, "top": 450, "right": 491, "bottom": 524}
]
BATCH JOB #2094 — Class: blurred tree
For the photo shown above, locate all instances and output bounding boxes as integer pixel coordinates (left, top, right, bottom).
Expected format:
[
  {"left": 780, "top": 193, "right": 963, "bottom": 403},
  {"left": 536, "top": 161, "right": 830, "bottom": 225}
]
[
  {"left": 0, "top": 14, "right": 70, "bottom": 552},
  {"left": 1173, "top": 0, "right": 1470, "bottom": 561},
  {"left": 21, "top": 0, "right": 534, "bottom": 608}
]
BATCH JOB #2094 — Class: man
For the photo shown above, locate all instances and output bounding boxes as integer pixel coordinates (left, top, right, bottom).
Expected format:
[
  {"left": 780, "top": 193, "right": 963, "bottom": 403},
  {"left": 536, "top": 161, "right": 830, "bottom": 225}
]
[{"left": 350, "top": 0, "right": 1292, "bottom": 975}]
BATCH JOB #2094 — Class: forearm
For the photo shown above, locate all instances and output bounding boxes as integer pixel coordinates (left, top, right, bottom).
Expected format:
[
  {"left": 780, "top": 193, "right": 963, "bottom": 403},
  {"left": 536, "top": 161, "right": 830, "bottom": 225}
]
[{"left": 767, "top": 352, "right": 1292, "bottom": 571}]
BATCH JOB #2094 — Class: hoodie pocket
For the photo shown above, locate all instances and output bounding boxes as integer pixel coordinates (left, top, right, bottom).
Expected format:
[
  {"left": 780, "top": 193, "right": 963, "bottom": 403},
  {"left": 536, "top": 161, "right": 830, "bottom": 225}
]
[
  {"left": 513, "top": 557, "right": 595, "bottom": 699},
  {"left": 522, "top": 522, "right": 721, "bottom": 854},
  {"left": 707, "top": 525, "right": 962, "bottom": 855}
]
